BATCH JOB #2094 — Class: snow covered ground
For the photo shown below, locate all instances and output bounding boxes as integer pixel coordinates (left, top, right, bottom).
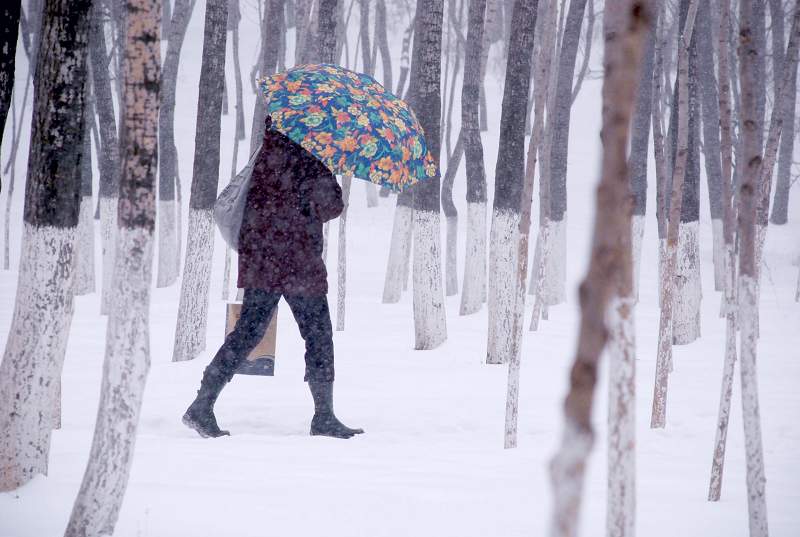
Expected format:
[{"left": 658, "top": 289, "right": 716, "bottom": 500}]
[{"left": 2, "top": 3, "right": 800, "bottom": 536}]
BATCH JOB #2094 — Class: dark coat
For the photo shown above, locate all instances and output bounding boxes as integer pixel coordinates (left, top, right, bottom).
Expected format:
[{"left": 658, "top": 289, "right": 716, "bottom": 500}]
[{"left": 237, "top": 127, "right": 343, "bottom": 296}]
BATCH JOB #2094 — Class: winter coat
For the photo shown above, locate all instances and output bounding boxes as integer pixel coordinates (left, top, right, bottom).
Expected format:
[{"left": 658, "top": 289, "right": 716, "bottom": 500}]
[{"left": 237, "top": 125, "right": 343, "bottom": 296}]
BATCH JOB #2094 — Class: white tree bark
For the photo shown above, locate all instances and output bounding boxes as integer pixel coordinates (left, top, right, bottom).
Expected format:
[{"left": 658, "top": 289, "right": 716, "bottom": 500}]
[
  {"left": 673, "top": 220, "right": 701, "bottom": 345},
  {"left": 0, "top": 225, "right": 76, "bottom": 491},
  {"left": 445, "top": 215, "right": 458, "bottom": 296},
  {"left": 460, "top": 201, "right": 487, "bottom": 315},
  {"left": 631, "top": 214, "right": 645, "bottom": 300},
  {"left": 74, "top": 196, "right": 96, "bottom": 295},
  {"left": 711, "top": 218, "right": 724, "bottom": 291},
  {"left": 99, "top": 197, "right": 118, "bottom": 315},
  {"left": 364, "top": 181, "right": 379, "bottom": 207},
  {"left": 172, "top": 209, "right": 215, "bottom": 362},
  {"left": 545, "top": 213, "right": 567, "bottom": 305},
  {"left": 382, "top": 202, "right": 413, "bottom": 304},
  {"left": 336, "top": 175, "right": 352, "bottom": 331},
  {"left": 486, "top": 209, "right": 520, "bottom": 364},
  {"left": 412, "top": 209, "right": 447, "bottom": 350},
  {"left": 156, "top": 198, "right": 179, "bottom": 287}
]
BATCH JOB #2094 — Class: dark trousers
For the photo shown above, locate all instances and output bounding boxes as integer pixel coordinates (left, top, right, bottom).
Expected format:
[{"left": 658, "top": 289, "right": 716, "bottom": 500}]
[{"left": 208, "top": 289, "right": 335, "bottom": 383}]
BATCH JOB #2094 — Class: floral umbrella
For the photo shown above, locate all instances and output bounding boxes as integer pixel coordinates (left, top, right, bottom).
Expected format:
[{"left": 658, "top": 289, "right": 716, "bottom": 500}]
[{"left": 257, "top": 64, "right": 437, "bottom": 192}]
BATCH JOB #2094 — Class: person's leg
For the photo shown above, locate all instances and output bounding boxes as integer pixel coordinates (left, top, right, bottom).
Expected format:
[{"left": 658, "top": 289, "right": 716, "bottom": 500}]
[
  {"left": 284, "top": 295, "right": 364, "bottom": 439},
  {"left": 183, "top": 289, "right": 280, "bottom": 437}
]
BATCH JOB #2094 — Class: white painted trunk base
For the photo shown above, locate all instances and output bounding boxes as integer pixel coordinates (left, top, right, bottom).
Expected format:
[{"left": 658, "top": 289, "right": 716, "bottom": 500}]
[
  {"left": 737, "top": 274, "right": 769, "bottom": 537},
  {"left": 412, "top": 209, "right": 447, "bottom": 350},
  {"left": 0, "top": 224, "right": 77, "bottom": 492},
  {"left": 549, "top": 419, "right": 594, "bottom": 537},
  {"left": 65, "top": 227, "right": 153, "bottom": 537},
  {"left": 365, "top": 182, "right": 379, "bottom": 208},
  {"left": 487, "top": 209, "right": 520, "bottom": 364},
  {"left": 657, "top": 238, "right": 667, "bottom": 308},
  {"left": 100, "top": 197, "right": 118, "bottom": 315},
  {"left": 172, "top": 209, "right": 215, "bottom": 362},
  {"left": 460, "top": 202, "right": 487, "bottom": 315},
  {"left": 545, "top": 215, "right": 566, "bottom": 306},
  {"left": 156, "top": 198, "right": 180, "bottom": 288},
  {"left": 383, "top": 204, "right": 413, "bottom": 304},
  {"left": 529, "top": 223, "right": 551, "bottom": 331},
  {"left": 673, "top": 221, "right": 701, "bottom": 345},
  {"left": 74, "top": 196, "right": 96, "bottom": 296},
  {"left": 631, "top": 215, "right": 645, "bottom": 301},
  {"left": 711, "top": 219, "right": 724, "bottom": 292},
  {"left": 336, "top": 176, "right": 352, "bottom": 332},
  {"left": 445, "top": 215, "right": 458, "bottom": 297},
  {"left": 607, "top": 295, "right": 636, "bottom": 537}
]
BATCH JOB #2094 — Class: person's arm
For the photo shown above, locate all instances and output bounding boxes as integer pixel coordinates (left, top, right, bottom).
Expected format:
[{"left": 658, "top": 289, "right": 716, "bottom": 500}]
[{"left": 309, "top": 166, "right": 344, "bottom": 222}]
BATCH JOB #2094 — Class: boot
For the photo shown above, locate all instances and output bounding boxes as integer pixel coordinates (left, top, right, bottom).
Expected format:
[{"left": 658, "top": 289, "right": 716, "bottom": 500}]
[
  {"left": 182, "top": 366, "right": 231, "bottom": 438},
  {"left": 308, "top": 381, "right": 364, "bottom": 439}
]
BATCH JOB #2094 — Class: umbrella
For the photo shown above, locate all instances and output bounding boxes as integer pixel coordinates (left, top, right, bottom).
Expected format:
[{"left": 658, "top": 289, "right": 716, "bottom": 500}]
[{"left": 257, "top": 64, "right": 437, "bottom": 192}]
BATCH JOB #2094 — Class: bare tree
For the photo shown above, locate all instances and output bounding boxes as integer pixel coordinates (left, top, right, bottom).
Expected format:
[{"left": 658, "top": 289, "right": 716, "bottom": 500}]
[
  {"left": 486, "top": 0, "right": 537, "bottom": 366},
  {"left": 375, "top": 0, "right": 393, "bottom": 92},
  {"left": 651, "top": 0, "right": 699, "bottom": 429},
  {"left": 358, "top": 0, "right": 380, "bottom": 207},
  {"left": 459, "top": 0, "right": 489, "bottom": 316},
  {"left": 65, "top": 0, "right": 160, "bottom": 532},
  {"left": 409, "top": 0, "right": 447, "bottom": 350},
  {"left": 74, "top": 86, "right": 96, "bottom": 296},
  {"left": 157, "top": 0, "right": 197, "bottom": 288},
  {"left": 0, "top": 0, "right": 21, "bottom": 192},
  {"left": 0, "top": 0, "right": 91, "bottom": 492},
  {"left": 250, "top": 0, "right": 285, "bottom": 154},
  {"left": 548, "top": 2, "right": 650, "bottom": 535},
  {"left": 172, "top": 0, "right": 228, "bottom": 362}
]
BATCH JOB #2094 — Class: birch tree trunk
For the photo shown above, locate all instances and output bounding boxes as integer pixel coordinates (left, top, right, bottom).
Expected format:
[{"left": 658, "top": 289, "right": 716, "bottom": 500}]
[
  {"left": 650, "top": 0, "right": 699, "bottom": 429},
  {"left": 74, "top": 88, "right": 96, "bottom": 296},
  {"left": 736, "top": 1, "right": 769, "bottom": 533},
  {"left": 459, "top": 0, "right": 489, "bottom": 316},
  {"left": 383, "top": 192, "right": 414, "bottom": 303},
  {"left": 172, "top": 0, "right": 228, "bottom": 362},
  {"left": 157, "top": 0, "right": 197, "bottom": 288},
  {"left": 336, "top": 175, "right": 352, "bottom": 331},
  {"left": 549, "top": 3, "right": 650, "bottom": 534},
  {"left": 0, "top": 0, "right": 91, "bottom": 492},
  {"left": 65, "top": 1, "right": 159, "bottom": 533},
  {"left": 409, "top": 0, "right": 447, "bottom": 350},
  {"left": 89, "top": 1, "right": 122, "bottom": 315}
]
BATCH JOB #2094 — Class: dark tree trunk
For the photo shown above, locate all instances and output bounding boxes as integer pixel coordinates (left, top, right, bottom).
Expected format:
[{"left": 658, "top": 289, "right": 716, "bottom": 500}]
[
  {"left": 395, "top": 18, "right": 414, "bottom": 97},
  {"left": 75, "top": 82, "right": 95, "bottom": 296},
  {"left": 375, "top": 0, "right": 392, "bottom": 91},
  {"left": 229, "top": 0, "right": 245, "bottom": 140},
  {"left": 317, "top": 0, "right": 339, "bottom": 64},
  {"left": 249, "top": 0, "right": 284, "bottom": 154},
  {"left": 486, "top": 0, "right": 537, "bottom": 365},
  {"left": 172, "top": 0, "right": 228, "bottom": 362},
  {"left": 0, "top": 0, "right": 21, "bottom": 193},
  {"left": 156, "top": 0, "right": 196, "bottom": 288},
  {"left": 408, "top": 0, "right": 447, "bottom": 349},
  {"left": 629, "top": 28, "right": 655, "bottom": 217},
  {"left": 0, "top": 0, "right": 91, "bottom": 493},
  {"left": 359, "top": 0, "right": 373, "bottom": 75}
]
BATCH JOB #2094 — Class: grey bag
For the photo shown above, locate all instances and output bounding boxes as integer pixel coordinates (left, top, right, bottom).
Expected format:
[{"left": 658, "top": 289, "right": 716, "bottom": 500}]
[{"left": 214, "top": 143, "right": 262, "bottom": 251}]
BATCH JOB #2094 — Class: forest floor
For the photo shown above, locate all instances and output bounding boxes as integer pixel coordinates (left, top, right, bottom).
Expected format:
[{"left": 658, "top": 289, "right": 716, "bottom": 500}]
[{"left": 2, "top": 3, "right": 800, "bottom": 535}]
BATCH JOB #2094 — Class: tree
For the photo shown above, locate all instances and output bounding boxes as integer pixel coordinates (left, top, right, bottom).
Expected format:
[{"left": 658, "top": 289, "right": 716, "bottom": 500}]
[
  {"left": 65, "top": 0, "right": 160, "bottom": 532},
  {"left": 74, "top": 85, "right": 96, "bottom": 296},
  {"left": 0, "top": 0, "right": 91, "bottom": 492},
  {"left": 544, "top": 0, "right": 588, "bottom": 309},
  {"left": 0, "top": 0, "right": 21, "bottom": 193},
  {"left": 358, "top": 0, "right": 379, "bottom": 208},
  {"left": 548, "top": 2, "right": 650, "bottom": 535},
  {"left": 157, "top": 0, "right": 197, "bottom": 288},
  {"left": 409, "top": 0, "right": 447, "bottom": 350},
  {"left": 172, "top": 0, "right": 228, "bottom": 363},
  {"left": 486, "top": 0, "right": 537, "bottom": 365},
  {"left": 250, "top": 0, "right": 284, "bottom": 154},
  {"left": 459, "top": 0, "right": 489, "bottom": 316}
]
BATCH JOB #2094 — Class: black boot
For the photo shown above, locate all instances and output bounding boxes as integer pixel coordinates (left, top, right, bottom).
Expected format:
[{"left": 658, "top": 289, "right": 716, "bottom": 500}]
[
  {"left": 182, "top": 366, "right": 231, "bottom": 438},
  {"left": 308, "top": 381, "right": 364, "bottom": 439}
]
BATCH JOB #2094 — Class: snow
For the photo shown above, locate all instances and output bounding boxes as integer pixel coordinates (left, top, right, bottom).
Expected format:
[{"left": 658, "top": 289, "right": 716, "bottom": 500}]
[{"left": 2, "top": 2, "right": 800, "bottom": 536}]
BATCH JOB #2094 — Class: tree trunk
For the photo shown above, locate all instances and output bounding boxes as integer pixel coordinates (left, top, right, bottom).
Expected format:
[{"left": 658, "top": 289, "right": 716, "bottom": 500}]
[
  {"left": 442, "top": 133, "right": 463, "bottom": 297},
  {"left": 549, "top": 3, "right": 649, "bottom": 535},
  {"left": 250, "top": 0, "right": 284, "bottom": 154},
  {"left": 156, "top": 0, "right": 196, "bottom": 288},
  {"left": 65, "top": 0, "right": 159, "bottom": 533},
  {"left": 409, "top": 0, "right": 447, "bottom": 350},
  {"left": 650, "top": 0, "right": 699, "bottom": 429},
  {"left": 395, "top": 18, "right": 414, "bottom": 98},
  {"left": 375, "top": 0, "right": 392, "bottom": 92},
  {"left": 383, "top": 193, "right": 414, "bottom": 303},
  {"left": 459, "top": 0, "right": 489, "bottom": 316},
  {"left": 486, "top": 0, "right": 537, "bottom": 366},
  {"left": 74, "top": 85, "right": 96, "bottom": 296},
  {"left": 336, "top": 175, "right": 352, "bottom": 331},
  {"left": 358, "top": 0, "right": 379, "bottom": 207},
  {"left": 89, "top": 0, "right": 122, "bottom": 315},
  {"left": 0, "top": 0, "right": 91, "bottom": 492},
  {"left": 172, "top": 0, "right": 228, "bottom": 363},
  {"left": 0, "top": 0, "right": 21, "bottom": 190},
  {"left": 317, "top": 0, "right": 339, "bottom": 63},
  {"left": 545, "top": 0, "right": 588, "bottom": 308}
]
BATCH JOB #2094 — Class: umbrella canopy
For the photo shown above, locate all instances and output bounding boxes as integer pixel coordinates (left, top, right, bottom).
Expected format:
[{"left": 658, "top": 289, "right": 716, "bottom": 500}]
[{"left": 257, "top": 64, "right": 437, "bottom": 192}]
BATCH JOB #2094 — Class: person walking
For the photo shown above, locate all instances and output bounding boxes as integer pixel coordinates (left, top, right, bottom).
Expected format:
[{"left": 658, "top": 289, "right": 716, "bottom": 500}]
[{"left": 183, "top": 118, "right": 364, "bottom": 439}]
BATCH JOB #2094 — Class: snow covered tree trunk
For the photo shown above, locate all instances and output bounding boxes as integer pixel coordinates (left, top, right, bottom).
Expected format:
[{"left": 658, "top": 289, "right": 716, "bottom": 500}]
[
  {"left": 408, "top": 0, "right": 447, "bottom": 350},
  {"left": 336, "top": 176, "right": 352, "bottom": 331},
  {"left": 74, "top": 91, "right": 96, "bottom": 296},
  {"left": 0, "top": 0, "right": 20, "bottom": 170},
  {"left": 459, "top": 0, "right": 488, "bottom": 316},
  {"left": 0, "top": 0, "right": 90, "bottom": 492},
  {"left": 651, "top": 0, "right": 699, "bottom": 429},
  {"left": 383, "top": 194, "right": 413, "bottom": 303},
  {"left": 545, "top": 0, "right": 587, "bottom": 309},
  {"left": 486, "top": 0, "right": 537, "bottom": 366},
  {"left": 65, "top": 1, "right": 159, "bottom": 532},
  {"left": 696, "top": 2, "right": 724, "bottom": 291},
  {"left": 157, "top": 0, "right": 196, "bottom": 288},
  {"left": 172, "top": 0, "right": 228, "bottom": 362},
  {"left": 89, "top": 1, "right": 122, "bottom": 316},
  {"left": 549, "top": 3, "right": 649, "bottom": 534}
]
